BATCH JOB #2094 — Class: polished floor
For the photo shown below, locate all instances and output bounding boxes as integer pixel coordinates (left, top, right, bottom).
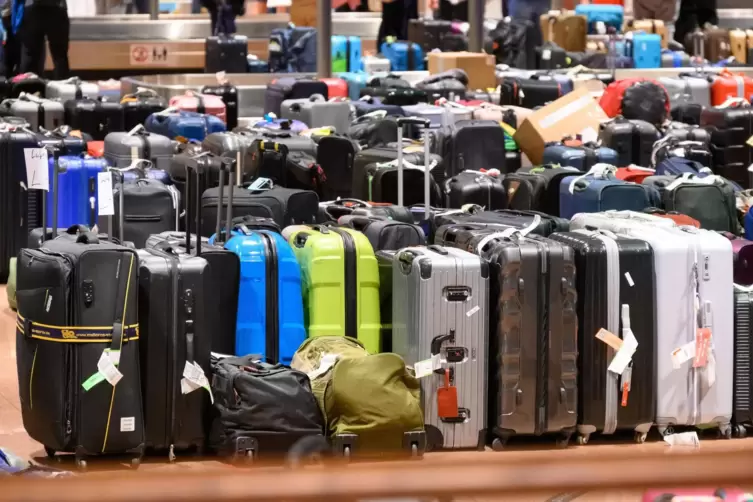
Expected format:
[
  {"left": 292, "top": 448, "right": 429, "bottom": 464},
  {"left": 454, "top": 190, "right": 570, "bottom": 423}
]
[{"left": 1, "top": 285, "right": 752, "bottom": 500}]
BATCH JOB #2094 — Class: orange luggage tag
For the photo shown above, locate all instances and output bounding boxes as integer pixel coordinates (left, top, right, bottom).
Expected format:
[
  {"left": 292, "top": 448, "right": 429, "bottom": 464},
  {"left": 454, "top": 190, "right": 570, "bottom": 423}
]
[{"left": 437, "top": 368, "right": 459, "bottom": 419}]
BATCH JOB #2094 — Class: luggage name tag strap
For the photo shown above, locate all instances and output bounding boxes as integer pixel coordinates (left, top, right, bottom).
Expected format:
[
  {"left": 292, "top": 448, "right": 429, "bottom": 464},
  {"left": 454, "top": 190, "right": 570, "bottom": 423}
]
[
  {"left": 248, "top": 177, "right": 274, "bottom": 190},
  {"left": 717, "top": 96, "right": 749, "bottom": 109},
  {"left": 567, "top": 163, "right": 617, "bottom": 193},
  {"left": 16, "top": 314, "right": 140, "bottom": 344},
  {"left": 475, "top": 215, "right": 542, "bottom": 253},
  {"left": 155, "top": 106, "right": 180, "bottom": 116},
  {"left": 665, "top": 173, "right": 722, "bottom": 191}
]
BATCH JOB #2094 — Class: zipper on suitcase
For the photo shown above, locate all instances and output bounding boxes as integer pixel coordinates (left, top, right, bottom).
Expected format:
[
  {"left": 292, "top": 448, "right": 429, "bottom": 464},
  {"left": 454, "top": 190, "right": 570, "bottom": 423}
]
[
  {"left": 331, "top": 228, "right": 358, "bottom": 338},
  {"left": 535, "top": 241, "right": 549, "bottom": 435},
  {"left": 260, "top": 232, "right": 280, "bottom": 363},
  {"left": 168, "top": 254, "right": 181, "bottom": 451}
]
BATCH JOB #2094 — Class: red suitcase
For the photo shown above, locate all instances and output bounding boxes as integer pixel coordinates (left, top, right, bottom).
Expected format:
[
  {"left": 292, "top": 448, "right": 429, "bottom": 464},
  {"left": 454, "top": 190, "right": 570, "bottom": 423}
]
[
  {"left": 616, "top": 166, "right": 656, "bottom": 182},
  {"left": 711, "top": 70, "right": 753, "bottom": 106},
  {"left": 168, "top": 91, "right": 227, "bottom": 123},
  {"left": 320, "top": 78, "right": 349, "bottom": 99}
]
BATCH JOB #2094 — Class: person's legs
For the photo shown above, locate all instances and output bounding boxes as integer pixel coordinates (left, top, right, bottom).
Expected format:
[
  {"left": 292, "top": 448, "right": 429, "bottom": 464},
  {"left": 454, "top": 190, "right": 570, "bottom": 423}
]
[
  {"left": 508, "top": 0, "right": 548, "bottom": 46},
  {"left": 44, "top": 6, "right": 70, "bottom": 79},
  {"left": 378, "top": 0, "right": 403, "bottom": 48},
  {"left": 192, "top": 0, "right": 203, "bottom": 13},
  {"left": 18, "top": 5, "right": 46, "bottom": 76}
]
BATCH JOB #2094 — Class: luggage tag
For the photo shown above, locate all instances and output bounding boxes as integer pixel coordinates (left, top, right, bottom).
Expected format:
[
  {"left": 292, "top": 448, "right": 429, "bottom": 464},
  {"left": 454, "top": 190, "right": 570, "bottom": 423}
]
[
  {"left": 620, "top": 364, "right": 632, "bottom": 407},
  {"left": 82, "top": 349, "right": 122, "bottom": 391},
  {"left": 607, "top": 305, "right": 638, "bottom": 376},
  {"left": 181, "top": 361, "right": 214, "bottom": 404},
  {"left": 437, "top": 368, "right": 459, "bottom": 419}
]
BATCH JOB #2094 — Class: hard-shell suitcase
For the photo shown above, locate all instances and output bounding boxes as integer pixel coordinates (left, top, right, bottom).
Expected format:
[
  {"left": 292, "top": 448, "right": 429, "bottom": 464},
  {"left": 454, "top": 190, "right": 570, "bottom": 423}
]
[
  {"left": 16, "top": 234, "right": 144, "bottom": 467},
  {"left": 45, "top": 78, "right": 99, "bottom": 101},
  {"left": 200, "top": 132, "right": 256, "bottom": 186},
  {"left": 548, "top": 231, "right": 656, "bottom": 444},
  {"left": 598, "top": 118, "right": 661, "bottom": 167},
  {"left": 658, "top": 75, "right": 711, "bottom": 109},
  {"left": 710, "top": 72, "right": 753, "bottom": 107},
  {"left": 540, "top": 10, "right": 588, "bottom": 52},
  {"left": 331, "top": 35, "right": 362, "bottom": 73},
  {"left": 503, "top": 164, "right": 582, "bottom": 215},
  {"left": 569, "top": 214, "right": 734, "bottom": 437},
  {"left": 36, "top": 127, "right": 88, "bottom": 156},
  {"left": 104, "top": 130, "right": 174, "bottom": 172},
  {"left": 45, "top": 155, "right": 107, "bottom": 230},
  {"left": 144, "top": 111, "right": 226, "bottom": 142},
  {"left": 120, "top": 89, "right": 168, "bottom": 131},
  {"left": 700, "top": 105, "right": 753, "bottom": 188},
  {"left": 362, "top": 55, "right": 390, "bottom": 73},
  {"left": 444, "top": 170, "right": 507, "bottom": 210},
  {"left": 320, "top": 77, "right": 349, "bottom": 99},
  {"left": 535, "top": 43, "right": 569, "bottom": 70},
  {"left": 626, "top": 19, "right": 668, "bottom": 48},
  {"left": 204, "top": 34, "right": 249, "bottom": 74},
  {"left": 499, "top": 76, "right": 564, "bottom": 108},
  {"left": 338, "top": 72, "right": 371, "bottom": 101},
  {"left": 574, "top": 4, "right": 623, "bottom": 33},
  {"left": 630, "top": 33, "right": 662, "bottom": 69},
  {"left": 380, "top": 40, "right": 425, "bottom": 71},
  {"left": 2, "top": 94, "right": 64, "bottom": 131},
  {"left": 280, "top": 95, "right": 350, "bottom": 133},
  {"left": 733, "top": 285, "right": 753, "bottom": 435},
  {"left": 64, "top": 98, "right": 125, "bottom": 141},
  {"left": 315, "top": 134, "right": 361, "bottom": 200},
  {"left": 542, "top": 143, "right": 619, "bottom": 171},
  {"left": 407, "top": 19, "right": 453, "bottom": 54},
  {"left": 264, "top": 78, "right": 329, "bottom": 117},
  {"left": 169, "top": 92, "right": 227, "bottom": 124},
  {"left": 730, "top": 29, "right": 748, "bottom": 63},
  {"left": 401, "top": 104, "right": 471, "bottom": 130},
  {"left": 200, "top": 83, "right": 239, "bottom": 130},
  {"left": 442, "top": 119, "right": 507, "bottom": 177},
  {"left": 391, "top": 245, "right": 488, "bottom": 450},
  {"left": 286, "top": 225, "right": 381, "bottom": 354}
]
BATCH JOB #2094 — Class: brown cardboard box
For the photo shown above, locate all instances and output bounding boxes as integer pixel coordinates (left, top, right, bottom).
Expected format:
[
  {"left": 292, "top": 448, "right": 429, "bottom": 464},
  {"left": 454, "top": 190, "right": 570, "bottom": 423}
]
[
  {"left": 427, "top": 52, "right": 496, "bottom": 90},
  {"left": 291, "top": 0, "right": 317, "bottom": 27},
  {"left": 513, "top": 87, "right": 609, "bottom": 165}
]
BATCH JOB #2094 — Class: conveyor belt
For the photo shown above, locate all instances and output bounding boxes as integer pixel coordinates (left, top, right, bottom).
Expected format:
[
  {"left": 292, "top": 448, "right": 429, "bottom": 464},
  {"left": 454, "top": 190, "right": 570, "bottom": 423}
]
[{"left": 121, "top": 67, "right": 753, "bottom": 117}]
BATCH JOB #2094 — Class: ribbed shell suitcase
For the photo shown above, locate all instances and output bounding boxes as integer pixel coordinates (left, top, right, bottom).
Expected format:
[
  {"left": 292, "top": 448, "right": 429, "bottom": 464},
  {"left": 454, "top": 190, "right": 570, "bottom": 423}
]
[
  {"left": 280, "top": 95, "right": 350, "bottom": 133},
  {"left": 598, "top": 118, "right": 661, "bottom": 167},
  {"left": 2, "top": 95, "right": 65, "bottom": 131},
  {"left": 45, "top": 78, "right": 99, "bottom": 101},
  {"left": 548, "top": 231, "right": 656, "bottom": 444},
  {"left": 733, "top": 285, "right": 753, "bottom": 435},
  {"left": 711, "top": 73, "right": 753, "bottom": 107},
  {"left": 64, "top": 98, "right": 125, "bottom": 141},
  {"left": 205, "top": 35, "right": 249, "bottom": 74},
  {"left": 569, "top": 215, "right": 734, "bottom": 436},
  {"left": 104, "top": 131, "right": 174, "bottom": 172},
  {"left": 120, "top": 90, "right": 168, "bottom": 131},
  {"left": 657, "top": 76, "right": 711, "bottom": 109},
  {"left": 391, "top": 246, "right": 488, "bottom": 450},
  {"left": 264, "top": 78, "right": 330, "bottom": 117},
  {"left": 435, "top": 226, "right": 578, "bottom": 447},
  {"left": 200, "top": 83, "right": 240, "bottom": 131},
  {"left": 443, "top": 120, "right": 507, "bottom": 177},
  {"left": 286, "top": 225, "right": 381, "bottom": 354}
]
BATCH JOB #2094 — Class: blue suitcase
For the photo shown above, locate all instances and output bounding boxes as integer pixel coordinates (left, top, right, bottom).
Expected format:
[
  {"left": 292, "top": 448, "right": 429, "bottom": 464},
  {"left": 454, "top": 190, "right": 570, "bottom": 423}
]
[
  {"left": 380, "top": 40, "right": 425, "bottom": 71},
  {"left": 247, "top": 55, "right": 270, "bottom": 73},
  {"left": 542, "top": 144, "right": 619, "bottom": 171},
  {"left": 144, "top": 111, "right": 226, "bottom": 141},
  {"left": 559, "top": 173, "right": 658, "bottom": 219},
  {"left": 338, "top": 72, "right": 371, "bottom": 101},
  {"left": 574, "top": 4, "right": 624, "bottom": 34},
  {"left": 45, "top": 155, "right": 108, "bottom": 229},
  {"left": 210, "top": 226, "right": 306, "bottom": 364},
  {"left": 630, "top": 33, "right": 661, "bottom": 69},
  {"left": 332, "top": 35, "right": 362, "bottom": 73}
]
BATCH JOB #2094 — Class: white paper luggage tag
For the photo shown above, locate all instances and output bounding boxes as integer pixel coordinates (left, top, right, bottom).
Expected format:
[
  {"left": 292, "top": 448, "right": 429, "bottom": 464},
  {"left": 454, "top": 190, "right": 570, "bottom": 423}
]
[
  {"left": 24, "top": 148, "right": 49, "bottom": 191},
  {"left": 663, "top": 431, "right": 700, "bottom": 448},
  {"left": 414, "top": 354, "right": 442, "bottom": 379},
  {"left": 307, "top": 353, "right": 339, "bottom": 380},
  {"left": 181, "top": 361, "right": 214, "bottom": 404},
  {"left": 608, "top": 305, "right": 638, "bottom": 375}
]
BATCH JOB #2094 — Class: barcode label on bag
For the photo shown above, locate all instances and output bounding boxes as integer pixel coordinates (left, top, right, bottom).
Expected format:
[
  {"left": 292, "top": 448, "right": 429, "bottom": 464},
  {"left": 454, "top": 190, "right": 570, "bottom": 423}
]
[{"left": 120, "top": 417, "right": 135, "bottom": 432}]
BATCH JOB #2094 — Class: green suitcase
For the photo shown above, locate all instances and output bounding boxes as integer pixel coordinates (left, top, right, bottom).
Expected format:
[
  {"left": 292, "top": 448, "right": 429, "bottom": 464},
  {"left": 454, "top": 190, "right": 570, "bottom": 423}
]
[{"left": 288, "top": 225, "right": 381, "bottom": 353}]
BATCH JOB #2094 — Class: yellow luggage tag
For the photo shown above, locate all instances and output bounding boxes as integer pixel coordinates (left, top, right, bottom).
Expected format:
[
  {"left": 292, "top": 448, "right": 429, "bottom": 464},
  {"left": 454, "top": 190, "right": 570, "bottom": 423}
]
[{"left": 499, "top": 122, "right": 516, "bottom": 136}]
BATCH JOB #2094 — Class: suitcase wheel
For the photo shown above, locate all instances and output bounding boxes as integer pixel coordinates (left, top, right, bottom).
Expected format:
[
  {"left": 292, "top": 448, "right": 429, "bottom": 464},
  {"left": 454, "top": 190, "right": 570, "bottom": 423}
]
[
  {"left": 733, "top": 424, "right": 748, "bottom": 439},
  {"left": 491, "top": 437, "right": 507, "bottom": 451},
  {"left": 718, "top": 424, "right": 733, "bottom": 440},
  {"left": 44, "top": 446, "right": 59, "bottom": 461},
  {"left": 633, "top": 431, "right": 648, "bottom": 444},
  {"left": 574, "top": 433, "right": 589, "bottom": 446}
]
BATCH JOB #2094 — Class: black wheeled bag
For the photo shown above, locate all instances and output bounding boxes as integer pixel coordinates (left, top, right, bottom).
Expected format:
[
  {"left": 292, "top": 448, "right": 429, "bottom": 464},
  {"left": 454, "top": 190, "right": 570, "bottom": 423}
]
[
  {"left": 121, "top": 90, "right": 168, "bottom": 131},
  {"left": 599, "top": 118, "right": 661, "bottom": 167},
  {"left": 201, "top": 83, "right": 240, "bottom": 130},
  {"left": 503, "top": 164, "right": 583, "bottom": 215},
  {"left": 316, "top": 135, "right": 361, "bottom": 200},
  {"left": 64, "top": 98, "right": 125, "bottom": 141},
  {"left": 433, "top": 209, "right": 570, "bottom": 240},
  {"left": 208, "top": 355, "right": 326, "bottom": 462},
  {"left": 445, "top": 170, "right": 507, "bottom": 210},
  {"left": 16, "top": 235, "right": 145, "bottom": 467},
  {"left": 337, "top": 215, "right": 426, "bottom": 251}
]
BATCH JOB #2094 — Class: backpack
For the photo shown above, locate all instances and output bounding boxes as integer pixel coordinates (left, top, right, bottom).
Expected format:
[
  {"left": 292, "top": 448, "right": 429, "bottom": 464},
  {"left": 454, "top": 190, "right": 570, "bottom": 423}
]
[
  {"left": 268, "top": 26, "right": 317, "bottom": 73},
  {"left": 291, "top": 337, "right": 425, "bottom": 455}
]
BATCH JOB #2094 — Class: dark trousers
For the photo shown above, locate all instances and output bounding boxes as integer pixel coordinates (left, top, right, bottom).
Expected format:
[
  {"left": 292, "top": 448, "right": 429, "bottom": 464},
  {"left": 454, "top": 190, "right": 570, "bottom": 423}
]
[
  {"left": 1, "top": 14, "right": 21, "bottom": 77},
  {"left": 438, "top": 0, "right": 467, "bottom": 22},
  {"left": 674, "top": 0, "right": 718, "bottom": 45},
  {"left": 377, "top": 0, "right": 418, "bottom": 49},
  {"left": 19, "top": 5, "right": 70, "bottom": 79}
]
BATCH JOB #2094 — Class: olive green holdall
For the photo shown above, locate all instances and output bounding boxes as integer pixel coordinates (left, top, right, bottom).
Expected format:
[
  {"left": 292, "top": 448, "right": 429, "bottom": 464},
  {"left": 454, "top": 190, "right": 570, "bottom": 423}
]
[{"left": 291, "top": 336, "right": 426, "bottom": 457}]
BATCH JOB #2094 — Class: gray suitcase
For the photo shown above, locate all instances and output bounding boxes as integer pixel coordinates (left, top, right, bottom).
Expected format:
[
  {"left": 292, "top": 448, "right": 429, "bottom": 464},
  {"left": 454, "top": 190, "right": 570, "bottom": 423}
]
[
  {"left": 2, "top": 94, "right": 65, "bottom": 131},
  {"left": 402, "top": 103, "right": 473, "bottom": 129},
  {"left": 391, "top": 245, "right": 489, "bottom": 450},
  {"left": 45, "top": 78, "right": 99, "bottom": 102},
  {"left": 104, "top": 130, "right": 174, "bottom": 172},
  {"left": 658, "top": 76, "right": 711, "bottom": 109},
  {"left": 661, "top": 52, "right": 692, "bottom": 68},
  {"left": 280, "top": 95, "right": 351, "bottom": 133},
  {"left": 201, "top": 132, "right": 256, "bottom": 184}
]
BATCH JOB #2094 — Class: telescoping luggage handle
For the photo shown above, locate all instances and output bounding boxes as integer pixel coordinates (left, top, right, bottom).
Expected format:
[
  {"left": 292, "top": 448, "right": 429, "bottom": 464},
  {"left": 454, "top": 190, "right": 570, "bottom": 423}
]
[
  {"left": 211, "top": 155, "right": 237, "bottom": 245},
  {"left": 107, "top": 160, "right": 153, "bottom": 244},
  {"left": 396, "top": 116, "right": 432, "bottom": 218},
  {"left": 38, "top": 144, "right": 63, "bottom": 245}
]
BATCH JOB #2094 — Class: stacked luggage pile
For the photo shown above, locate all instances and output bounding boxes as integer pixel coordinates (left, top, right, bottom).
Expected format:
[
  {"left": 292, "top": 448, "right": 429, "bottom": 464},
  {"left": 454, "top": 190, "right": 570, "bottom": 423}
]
[{"left": 6, "top": 49, "right": 753, "bottom": 471}]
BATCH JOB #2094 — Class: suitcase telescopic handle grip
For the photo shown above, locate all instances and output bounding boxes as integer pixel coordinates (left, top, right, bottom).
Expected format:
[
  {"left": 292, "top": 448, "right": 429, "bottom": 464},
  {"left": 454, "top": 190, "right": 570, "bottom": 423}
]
[
  {"left": 430, "top": 331, "right": 456, "bottom": 358},
  {"left": 396, "top": 117, "right": 431, "bottom": 128}
]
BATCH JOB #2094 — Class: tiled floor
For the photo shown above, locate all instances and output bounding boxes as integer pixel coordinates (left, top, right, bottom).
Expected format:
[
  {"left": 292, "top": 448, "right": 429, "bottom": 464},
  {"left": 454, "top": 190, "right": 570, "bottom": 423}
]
[{"left": 2, "top": 284, "right": 753, "bottom": 499}]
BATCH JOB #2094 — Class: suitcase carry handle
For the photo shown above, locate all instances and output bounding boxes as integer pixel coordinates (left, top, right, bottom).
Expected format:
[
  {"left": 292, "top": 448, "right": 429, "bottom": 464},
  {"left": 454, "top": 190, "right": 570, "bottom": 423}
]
[{"left": 213, "top": 156, "right": 237, "bottom": 245}]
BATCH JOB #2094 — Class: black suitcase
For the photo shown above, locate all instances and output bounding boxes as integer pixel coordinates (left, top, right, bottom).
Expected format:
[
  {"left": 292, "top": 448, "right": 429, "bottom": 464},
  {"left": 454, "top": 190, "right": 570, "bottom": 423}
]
[
  {"left": 671, "top": 103, "right": 704, "bottom": 126},
  {"left": 0, "top": 130, "right": 42, "bottom": 283},
  {"left": 359, "top": 87, "right": 428, "bottom": 106},
  {"left": 652, "top": 138, "right": 713, "bottom": 169},
  {"left": 407, "top": 19, "right": 454, "bottom": 53},
  {"left": 201, "top": 83, "right": 239, "bottom": 131},
  {"left": 375, "top": 250, "right": 395, "bottom": 353},
  {"left": 733, "top": 286, "right": 753, "bottom": 437},
  {"left": 442, "top": 120, "right": 507, "bottom": 177},
  {"left": 445, "top": 170, "right": 507, "bottom": 209},
  {"left": 285, "top": 151, "right": 326, "bottom": 196},
  {"left": 348, "top": 115, "right": 399, "bottom": 148},
  {"left": 16, "top": 232, "right": 144, "bottom": 469},
  {"left": 499, "top": 77, "right": 564, "bottom": 108},
  {"left": 64, "top": 98, "right": 125, "bottom": 141},
  {"left": 536, "top": 43, "right": 568, "bottom": 70},
  {"left": 36, "top": 127, "right": 88, "bottom": 156},
  {"left": 433, "top": 209, "right": 570, "bottom": 240},
  {"left": 502, "top": 164, "right": 583, "bottom": 216},
  {"left": 486, "top": 18, "right": 537, "bottom": 69},
  {"left": 200, "top": 184, "right": 318, "bottom": 236},
  {"left": 137, "top": 159, "right": 223, "bottom": 457},
  {"left": 204, "top": 35, "right": 249, "bottom": 74},
  {"left": 548, "top": 231, "right": 656, "bottom": 445},
  {"left": 337, "top": 215, "right": 425, "bottom": 251},
  {"left": 701, "top": 106, "right": 753, "bottom": 188},
  {"left": 121, "top": 90, "right": 167, "bottom": 131},
  {"left": 599, "top": 118, "right": 661, "bottom": 167},
  {"left": 99, "top": 172, "right": 178, "bottom": 248},
  {"left": 437, "top": 225, "right": 578, "bottom": 447},
  {"left": 263, "top": 78, "right": 329, "bottom": 116},
  {"left": 145, "top": 157, "right": 240, "bottom": 356},
  {"left": 315, "top": 135, "right": 361, "bottom": 200}
]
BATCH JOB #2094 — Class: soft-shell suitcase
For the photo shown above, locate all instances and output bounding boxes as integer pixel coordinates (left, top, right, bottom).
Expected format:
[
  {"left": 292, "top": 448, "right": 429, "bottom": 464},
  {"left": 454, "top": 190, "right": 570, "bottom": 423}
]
[
  {"left": 280, "top": 95, "right": 350, "bottom": 133},
  {"left": 499, "top": 77, "right": 564, "bottom": 108},
  {"left": 598, "top": 118, "right": 661, "bottom": 167},
  {"left": 120, "top": 89, "right": 168, "bottom": 131},
  {"left": 391, "top": 246, "right": 488, "bottom": 450},
  {"left": 64, "top": 98, "right": 125, "bottom": 141},
  {"left": 331, "top": 35, "right": 362, "bottom": 73},
  {"left": 569, "top": 215, "right": 734, "bottom": 437},
  {"left": 169, "top": 92, "right": 227, "bottom": 124},
  {"left": 104, "top": 130, "right": 174, "bottom": 172},
  {"left": 200, "top": 83, "right": 239, "bottom": 131},
  {"left": 16, "top": 236, "right": 144, "bottom": 467},
  {"left": 286, "top": 225, "right": 381, "bottom": 354},
  {"left": 548, "top": 231, "right": 655, "bottom": 444},
  {"left": 542, "top": 144, "right": 619, "bottom": 171},
  {"left": 559, "top": 169, "right": 658, "bottom": 219},
  {"left": 264, "top": 78, "right": 329, "bottom": 117},
  {"left": 433, "top": 209, "right": 570, "bottom": 239},
  {"left": 711, "top": 72, "right": 753, "bottom": 106},
  {"left": 45, "top": 78, "right": 99, "bottom": 101},
  {"left": 144, "top": 111, "right": 226, "bottom": 142},
  {"left": 2, "top": 95, "right": 64, "bottom": 131},
  {"left": 503, "top": 164, "right": 582, "bottom": 215},
  {"left": 205, "top": 35, "right": 249, "bottom": 74},
  {"left": 46, "top": 155, "right": 107, "bottom": 229}
]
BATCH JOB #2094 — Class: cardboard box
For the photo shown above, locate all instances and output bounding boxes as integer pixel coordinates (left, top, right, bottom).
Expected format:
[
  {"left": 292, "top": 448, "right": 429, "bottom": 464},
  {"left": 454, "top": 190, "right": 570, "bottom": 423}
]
[
  {"left": 513, "top": 87, "right": 609, "bottom": 165},
  {"left": 291, "top": 0, "right": 317, "bottom": 27},
  {"left": 427, "top": 52, "right": 496, "bottom": 90}
]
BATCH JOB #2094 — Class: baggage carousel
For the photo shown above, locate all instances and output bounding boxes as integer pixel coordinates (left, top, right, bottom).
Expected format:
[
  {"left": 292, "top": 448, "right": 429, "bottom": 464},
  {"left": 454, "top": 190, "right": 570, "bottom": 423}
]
[{"left": 121, "top": 67, "right": 753, "bottom": 117}]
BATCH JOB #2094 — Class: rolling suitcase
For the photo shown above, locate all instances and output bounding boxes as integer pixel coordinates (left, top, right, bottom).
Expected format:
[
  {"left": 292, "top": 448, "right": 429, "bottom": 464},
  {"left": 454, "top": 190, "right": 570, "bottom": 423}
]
[
  {"left": 710, "top": 71, "right": 753, "bottom": 107},
  {"left": 103, "top": 129, "right": 174, "bottom": 172},
  {"left": 263, "top": 78, "right": 329, "bottom": 117},
  {"left": 136, "top": 162, "right": 214, "bottom": 459},
  {"left": 407, "top": 19, "right": 453, "bottom": 54},
  {"left": 201, "top": 82, "right": 239, "bottom": 131},
  {"left": 433, "top": 208, "right": 570, "bottom": 239},
  {"left": 16, "top": 227, "right": 144, "bottom": 469},
  {"left": 331, "top": 35, "right": 362, "bottom": 73},
  {"left": 542, "top": 143, "right": 619, "bottom": 171},
  {"left": 574, "top": 4, "right": 623, "bottom": 34},
  {"left": 169, "top": 92, "right": 227, "bottom": 124},
  {"left": 380, "top": 40, "right": 425, "bottom": 71},
  {"left": 598, "top": 118, "right": 661, "bottom": 167},
  {"left": 2, "top": 94, "right": 64, "bottom": 131},
  {"left": 120, "top": 89, "right": 168, "bottom": 131},
  {"left": 630, "top": 33, "right": 662, "bottom": 69},
  {"left": 444, "top": 170, "right": 507, "bottom": 210},
  {"left": 144, "top": 111, "right": 226, "bottom": 142},
  {"left": 733, "top": 285, "right": 753, "bottom": 436},
  {"left": 45, "top": 155, "right": 107, "bottom": 230},
  {"left": 204, "top": 34, "right": 249, "bottom": 74},
  {"left": 391, "top": 245, "right": 488, "bottom": 450},
  {"left": 320, "top": 77, "right": 349, "bottom": 99},
  {"left": 337, "top": 215, "right": 426, "bottom": 251},
  {"left": 279, "top": 95, "right": 350, "bottom": 133},
  {"left": 548, "top": 230, "right": 656, "bottom": 444},
  {"left": 442, "top": 119, "right": 507, "bottom": 177},
  {"left": 502, "top": 164, "right": 583, "bottom": 215},
  {"left": 64, "top": 98, "right": 125, "bottom": 141},
  {"left": 499, "top": 76, "right": 564, "bottom": 108},
  {"left": 45, "top": 78, "right": 99, "bottom": 101},
  {"left": 209, "top": 169, "right": 306, "bottom": 364},
  {"left": 569, "top": 214, "right": 734, "bottom": 437}
]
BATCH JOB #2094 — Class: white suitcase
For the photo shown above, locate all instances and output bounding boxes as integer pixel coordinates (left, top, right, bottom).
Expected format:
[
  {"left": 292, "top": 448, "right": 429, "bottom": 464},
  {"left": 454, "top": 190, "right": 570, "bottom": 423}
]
[
  {"left": 45, "top": 78, "right": 99, "bottom": 102},
  {"left": 570, "top": 213, "right": 734, "bottom": 436},
  {"left": 362, "top": 55, "right": 390, "bottom": 74}
]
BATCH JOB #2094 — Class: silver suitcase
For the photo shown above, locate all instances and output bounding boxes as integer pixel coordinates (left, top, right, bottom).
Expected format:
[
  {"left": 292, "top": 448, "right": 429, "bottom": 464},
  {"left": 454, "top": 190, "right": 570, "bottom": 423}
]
[
  {"left": 104, "top": 131, "right": 174, "bottom": 172},
  {"left": 658, "top": 76, "right": 711, "bottom": 108},
  {"left": 570, "top": 213, "right": 734, "bottom": 436},
  {"left": 391, "top": 245, "right": 489, "bottom": 450},
  {"left": 280, "top": 95, "right": 351, "bottom": 133},
  {"left": 362, "top": 56, "right": 391, "bottom": 73},
  {"left": 1, "top": 95, "right": 64, "bottom": 131},
  {"left": 45, "top": 78, "right": 99, "bottom": 102},
  {"left": 401, "top": 104, "right": 473, "bottom": 129}
]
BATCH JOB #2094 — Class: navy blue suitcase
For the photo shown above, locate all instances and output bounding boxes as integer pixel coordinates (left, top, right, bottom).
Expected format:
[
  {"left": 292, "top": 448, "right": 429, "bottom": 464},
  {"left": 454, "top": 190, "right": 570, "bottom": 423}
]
[
  {"left": 145, "top": 111, "right": 226, "bottom": 142},
  {"left": 559, "top": 170, "right": 660, "bottom": 219},
  {"left": 542, "top": 144, "right": 619, "bottom": 171}
]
